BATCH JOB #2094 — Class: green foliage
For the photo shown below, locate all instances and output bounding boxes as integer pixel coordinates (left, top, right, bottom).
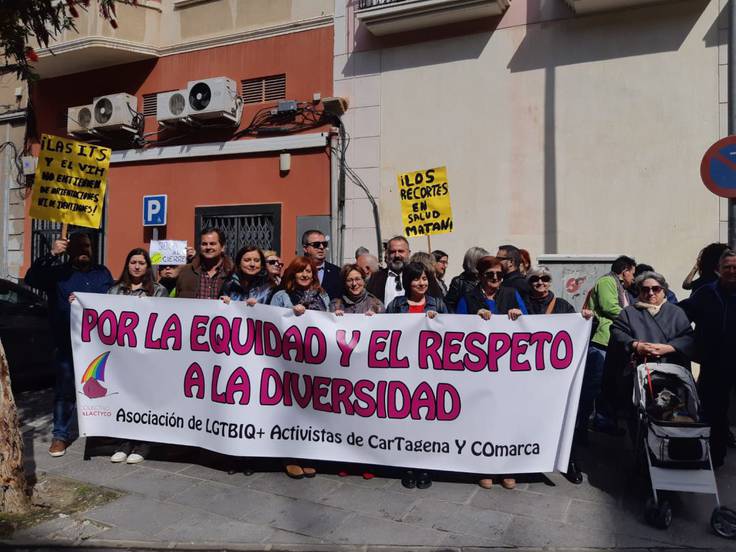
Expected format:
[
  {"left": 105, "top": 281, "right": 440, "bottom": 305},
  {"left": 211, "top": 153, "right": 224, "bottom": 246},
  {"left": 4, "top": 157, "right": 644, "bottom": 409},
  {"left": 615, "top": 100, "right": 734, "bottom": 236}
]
[{"left": 0, "top": 0, "right": 138, "bottom": 81}]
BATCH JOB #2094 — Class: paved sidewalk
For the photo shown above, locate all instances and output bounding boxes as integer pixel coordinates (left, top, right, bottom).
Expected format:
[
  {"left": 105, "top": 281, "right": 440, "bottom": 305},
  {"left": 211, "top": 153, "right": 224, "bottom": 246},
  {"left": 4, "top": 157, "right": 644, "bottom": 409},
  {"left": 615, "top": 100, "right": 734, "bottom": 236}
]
[{"left": 4, "top": 388, "right": 736, "bottom": 550}]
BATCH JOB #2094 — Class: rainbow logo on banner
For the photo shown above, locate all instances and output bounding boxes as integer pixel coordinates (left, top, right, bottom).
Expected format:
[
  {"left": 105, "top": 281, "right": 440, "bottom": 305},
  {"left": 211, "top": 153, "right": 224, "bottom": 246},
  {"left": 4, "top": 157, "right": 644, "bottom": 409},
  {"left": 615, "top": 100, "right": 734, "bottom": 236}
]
[{"left": 81, "top": 351, "right": 112, "bottom": 399}]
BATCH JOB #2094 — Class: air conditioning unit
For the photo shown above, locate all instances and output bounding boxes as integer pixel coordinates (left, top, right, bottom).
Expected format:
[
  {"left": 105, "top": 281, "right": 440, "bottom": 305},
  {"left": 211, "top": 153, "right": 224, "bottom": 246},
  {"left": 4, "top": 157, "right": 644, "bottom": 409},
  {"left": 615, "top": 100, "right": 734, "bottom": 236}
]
[
  {"left": 186, "top": 77, "right": 240, "bottom": 124},
  {"left": 67, "top": 104, "right": 94, "bottom": 136},
  {"left": 92, "top": 93, "right": 138, "bottom": 131},
  {"left": 157, "top": 89, "right": 189, "bottom": 125}
]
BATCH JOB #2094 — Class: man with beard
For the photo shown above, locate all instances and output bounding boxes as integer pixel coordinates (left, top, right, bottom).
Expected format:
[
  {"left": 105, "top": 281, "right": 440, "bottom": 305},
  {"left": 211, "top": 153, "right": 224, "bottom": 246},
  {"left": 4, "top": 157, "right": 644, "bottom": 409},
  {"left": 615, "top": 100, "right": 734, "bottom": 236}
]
[
  {"left": 176, "top": 227, "right": 234, "bottom": 299},
  {"left": 25, "top": 232, "right": 113, "bottom": 457},
  {"left": 367, "top": 236, "right": 412, "bottom": 304}
]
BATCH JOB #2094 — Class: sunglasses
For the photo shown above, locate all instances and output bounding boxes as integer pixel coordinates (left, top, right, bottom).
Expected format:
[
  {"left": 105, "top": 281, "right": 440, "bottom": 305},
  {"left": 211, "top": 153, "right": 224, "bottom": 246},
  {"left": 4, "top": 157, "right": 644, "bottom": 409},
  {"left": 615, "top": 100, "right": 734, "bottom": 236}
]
[
  {"left": 266, "top": 259, "right": 283, "bottom": 266},
  {"left": 640, "top": 285, "right": 663, "bottom": 294},
  {"left": 530, "top": 276, "right": 552, "bottom": 284},
  {"left": 307, "top": 241, "right": 329, "bottom": 249},
  {"left": 482, "top": 271, "right": 504, "bottom": 281}
]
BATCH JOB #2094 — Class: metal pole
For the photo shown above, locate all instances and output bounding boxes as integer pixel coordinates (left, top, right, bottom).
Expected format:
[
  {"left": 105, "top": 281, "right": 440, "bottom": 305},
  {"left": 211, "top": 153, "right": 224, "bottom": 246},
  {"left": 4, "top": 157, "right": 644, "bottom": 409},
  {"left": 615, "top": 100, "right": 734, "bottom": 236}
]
[{"left": 729, "top": 0, "right": 736, "bottom": 248}]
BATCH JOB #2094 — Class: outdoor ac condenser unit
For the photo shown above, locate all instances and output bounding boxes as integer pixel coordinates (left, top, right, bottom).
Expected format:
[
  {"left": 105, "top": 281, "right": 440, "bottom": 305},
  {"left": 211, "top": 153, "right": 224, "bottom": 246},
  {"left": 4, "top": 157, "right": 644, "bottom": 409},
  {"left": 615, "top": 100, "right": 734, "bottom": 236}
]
[
  {"left": 186, "top": 77, "right": 240, "bottom": 124},
  {"left": 67, "top": 104, "right": 94, "bottom": 136},
  {"left": 91, "top": 93, "right": 138, "bottom": 131},
  {"left": 156, "top": 89, "right": 189, "bottom": 125}
]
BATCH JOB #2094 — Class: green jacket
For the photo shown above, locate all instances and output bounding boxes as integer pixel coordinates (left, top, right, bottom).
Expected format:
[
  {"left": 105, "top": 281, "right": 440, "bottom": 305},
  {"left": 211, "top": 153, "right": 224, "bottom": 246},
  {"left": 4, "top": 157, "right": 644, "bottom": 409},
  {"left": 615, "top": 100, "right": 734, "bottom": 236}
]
[{"left": 588, "top": 274, "right": 624, "bottom": 347}]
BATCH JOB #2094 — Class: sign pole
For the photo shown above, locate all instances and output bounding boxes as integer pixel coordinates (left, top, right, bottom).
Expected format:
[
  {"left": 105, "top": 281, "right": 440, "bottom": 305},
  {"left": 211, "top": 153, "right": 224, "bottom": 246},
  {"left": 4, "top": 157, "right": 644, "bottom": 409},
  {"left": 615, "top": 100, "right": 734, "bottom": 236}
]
[
  {"left": 152, "top": 227, "right": 159, "bottom": 241},
  {"left": 426, "top": 235, "right": 432, "bottom": 254},
  {"left": 61, "top": 223, "right": 68, "bottom": 241}
]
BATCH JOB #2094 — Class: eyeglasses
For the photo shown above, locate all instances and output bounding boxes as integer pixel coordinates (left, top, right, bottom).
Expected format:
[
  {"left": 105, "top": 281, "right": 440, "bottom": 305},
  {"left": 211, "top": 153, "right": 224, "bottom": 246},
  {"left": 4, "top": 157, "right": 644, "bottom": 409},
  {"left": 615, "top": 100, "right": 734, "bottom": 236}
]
[
  {"left": 346, "top": 278, "right": 363, "bottom": 285},
  {"left": 266, "top": 260, "right": 283, "bottom": 266},
  {"left": 640, "top": 285, "right": 663, "bottom": 294},
  {"left": 482, "top": 271, "right": 503, "bottom": 281},
  {"left": 529, "top": 276, "right": 552, "bottom": 284},
  {"left": 307, "top": 241, "right": 329, "bottom": 249}
]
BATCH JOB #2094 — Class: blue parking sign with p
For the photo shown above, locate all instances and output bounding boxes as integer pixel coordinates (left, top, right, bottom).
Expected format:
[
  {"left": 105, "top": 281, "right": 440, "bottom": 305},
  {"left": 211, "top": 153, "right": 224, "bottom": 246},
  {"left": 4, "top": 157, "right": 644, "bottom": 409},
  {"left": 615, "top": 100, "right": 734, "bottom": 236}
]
[{"left": 143, "top": 195, "right": 167, "bottom": 226}]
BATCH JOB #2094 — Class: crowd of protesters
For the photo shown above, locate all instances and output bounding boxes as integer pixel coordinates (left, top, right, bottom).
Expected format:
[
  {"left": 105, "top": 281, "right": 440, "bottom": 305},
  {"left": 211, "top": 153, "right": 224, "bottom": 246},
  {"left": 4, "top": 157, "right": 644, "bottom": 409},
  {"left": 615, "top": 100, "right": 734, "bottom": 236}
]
[{"left": 24, "top": 228, "right": 736, "bottom": 489}]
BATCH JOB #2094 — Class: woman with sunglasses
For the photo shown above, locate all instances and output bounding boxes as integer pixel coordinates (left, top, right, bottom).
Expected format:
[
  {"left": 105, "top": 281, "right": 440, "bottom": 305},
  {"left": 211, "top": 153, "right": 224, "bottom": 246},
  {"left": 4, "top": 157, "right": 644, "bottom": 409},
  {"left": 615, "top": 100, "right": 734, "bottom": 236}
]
[
  {"left": 220, "top": 246, "right": 275, "bottom": 305},
  {"left": 108, "top": 248, "right": 168, "bottom": 464},
  {"left": 456, "top": 256, "right": 524, "bottom": 490},
  {"left": 263, "top": 249, "right": 283, "bottom": 285},
  {"left": 526, "top": 267, "right": 594, "bottom": 484},
  {"left": 269, "top": 256, "right": 330, "bottom": 478},
  {"left": 385, "top": 262, "right": 447, "bottom": 489},
  {"left": 611, "top": 271, "right": 695, "bottom": 371}
]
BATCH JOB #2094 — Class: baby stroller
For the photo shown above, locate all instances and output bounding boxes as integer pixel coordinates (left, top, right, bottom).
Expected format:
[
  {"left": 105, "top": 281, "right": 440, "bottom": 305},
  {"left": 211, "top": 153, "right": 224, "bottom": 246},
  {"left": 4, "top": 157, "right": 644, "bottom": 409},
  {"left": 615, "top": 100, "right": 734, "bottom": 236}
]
[{"left": 633, "top": 362, "right": 736, "bottom": 537}]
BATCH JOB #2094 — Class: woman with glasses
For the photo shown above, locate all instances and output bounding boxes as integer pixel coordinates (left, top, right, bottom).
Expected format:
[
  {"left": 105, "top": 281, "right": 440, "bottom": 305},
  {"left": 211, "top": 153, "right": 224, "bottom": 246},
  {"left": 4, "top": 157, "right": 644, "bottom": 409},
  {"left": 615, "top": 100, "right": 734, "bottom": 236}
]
[
  {"left": 611, "top": 271, "right": 695, "bottom": 370},
  {"left": 455, "top": 256, "right": 524, "bottom": 490},
  {"left": 330, "top": 263, "right": 384, "bottom": 315},
  {"left": 220, "top": 246, "right": 275, "bottom": 305},
  {"left": 263, "top": 250, "right": 283, "bottom": 285},
  {"left": 385, "top": 262, "right": 447, "bottom": 489},
  {"left": 526, "top": 267, "right": 594, "bottom": 484}
]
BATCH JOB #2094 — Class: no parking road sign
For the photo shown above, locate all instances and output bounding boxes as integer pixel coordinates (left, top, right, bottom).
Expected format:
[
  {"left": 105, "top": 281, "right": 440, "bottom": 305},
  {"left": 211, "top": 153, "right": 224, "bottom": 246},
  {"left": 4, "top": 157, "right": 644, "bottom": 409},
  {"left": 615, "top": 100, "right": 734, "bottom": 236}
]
[{"left": 701, "top": 136, "right": 736, "bottom": 198}]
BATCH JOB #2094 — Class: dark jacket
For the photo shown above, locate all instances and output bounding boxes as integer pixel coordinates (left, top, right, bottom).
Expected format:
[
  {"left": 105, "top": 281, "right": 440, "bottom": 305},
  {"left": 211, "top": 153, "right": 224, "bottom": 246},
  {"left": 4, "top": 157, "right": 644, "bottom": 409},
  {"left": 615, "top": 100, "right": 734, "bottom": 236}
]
[
  {"left": 527, "top": 292, "right": 575, "bottom": 315},
  {"left": 456, "top": 284, "right": 524, "bottom": 315},
  {"left": 385, "top": 295, "right": 448, "bottom": 314},
  {"left": 319, "top": 261, "right": 342, "bottom": 300},
  {"left": 367, "top": 268, "right": 443, "bottom": 303},
  {"left": 679, "top": 281, "right": 736, "bottom": 368},
  {"left": 329, "top": 292, "right": 384, "bottom": 314},
  {"left": 25, "top": 254, "right": 113, "bottom": 350},
  {"left": 445, "top": 271, "right": 477, "bottom": 312},
  {"left": 501, "top": 270, "right": 532, "bottom": 296},
  {"left": 221, "top": 272, "right": 275, "bottom": 304},
  {"left": 610, "top": 302, "right": 696, "bottom": 372},
  {"left": 176, "top": 255, "right": 234, "bottom": 299}
]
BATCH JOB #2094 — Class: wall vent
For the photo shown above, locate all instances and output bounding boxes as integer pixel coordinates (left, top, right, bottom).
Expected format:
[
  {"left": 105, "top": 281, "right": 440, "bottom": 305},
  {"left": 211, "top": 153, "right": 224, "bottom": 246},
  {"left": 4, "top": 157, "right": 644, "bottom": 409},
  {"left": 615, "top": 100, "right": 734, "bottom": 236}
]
[
  {"left": 241, "top": 74, "right": 286, "bottom": 104},
  {"left": 143, "top": 93, "right": 159, "bottom": 117}
]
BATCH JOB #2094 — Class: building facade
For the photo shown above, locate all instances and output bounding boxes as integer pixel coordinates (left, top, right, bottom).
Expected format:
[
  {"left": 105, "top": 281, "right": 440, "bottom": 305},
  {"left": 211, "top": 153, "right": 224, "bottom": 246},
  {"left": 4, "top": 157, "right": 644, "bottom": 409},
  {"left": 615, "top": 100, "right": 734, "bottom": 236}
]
[
  {"left": 335, "top": 0, "right": 725, "bottom": 297},
  {"left": 21, "top": 0, "right": 336, "bottom": 276}
]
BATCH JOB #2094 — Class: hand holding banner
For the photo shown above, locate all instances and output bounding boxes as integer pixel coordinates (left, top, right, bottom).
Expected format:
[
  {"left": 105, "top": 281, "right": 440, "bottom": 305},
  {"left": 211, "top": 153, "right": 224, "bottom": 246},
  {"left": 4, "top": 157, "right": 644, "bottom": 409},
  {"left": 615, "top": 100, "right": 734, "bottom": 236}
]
[{"left": 71, "top": 294, "right": 590, "bottom": 474}]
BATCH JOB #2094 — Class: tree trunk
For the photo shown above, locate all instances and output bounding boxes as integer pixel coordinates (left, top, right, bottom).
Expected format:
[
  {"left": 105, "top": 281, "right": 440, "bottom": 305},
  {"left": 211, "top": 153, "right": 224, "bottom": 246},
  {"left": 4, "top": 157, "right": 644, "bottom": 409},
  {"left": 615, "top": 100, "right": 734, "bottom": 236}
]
[{"left": 0, "top": 337, "right": 31, "bottom": 513}]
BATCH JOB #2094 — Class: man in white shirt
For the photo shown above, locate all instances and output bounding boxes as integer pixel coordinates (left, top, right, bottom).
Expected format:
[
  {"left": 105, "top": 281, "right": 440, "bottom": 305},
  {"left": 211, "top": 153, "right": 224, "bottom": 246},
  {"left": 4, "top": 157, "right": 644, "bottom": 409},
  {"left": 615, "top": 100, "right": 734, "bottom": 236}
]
[{"left": 367, "top": 236, "right": 411, "bottom": 305}]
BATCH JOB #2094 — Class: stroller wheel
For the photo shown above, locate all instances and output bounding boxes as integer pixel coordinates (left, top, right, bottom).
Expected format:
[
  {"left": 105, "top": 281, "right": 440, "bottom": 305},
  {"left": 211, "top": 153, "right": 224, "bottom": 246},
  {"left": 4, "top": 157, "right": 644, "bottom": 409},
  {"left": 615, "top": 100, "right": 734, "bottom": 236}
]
[
  {"left": 711, "top": 507, "right": 736, "bottom": 539},
  {"left": 645, "top": 497, "right": 672, "bottom": 529}
]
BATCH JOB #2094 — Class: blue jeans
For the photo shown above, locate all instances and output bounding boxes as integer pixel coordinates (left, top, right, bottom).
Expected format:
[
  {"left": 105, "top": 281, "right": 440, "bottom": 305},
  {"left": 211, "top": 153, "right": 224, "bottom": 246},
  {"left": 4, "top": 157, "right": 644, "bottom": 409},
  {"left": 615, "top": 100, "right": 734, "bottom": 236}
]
[
  {"left": 576, "top": 344, "right": 606, "bottom": 429},
  {"left": 53, "top": 349, "right": 77, "bottom": 442}
]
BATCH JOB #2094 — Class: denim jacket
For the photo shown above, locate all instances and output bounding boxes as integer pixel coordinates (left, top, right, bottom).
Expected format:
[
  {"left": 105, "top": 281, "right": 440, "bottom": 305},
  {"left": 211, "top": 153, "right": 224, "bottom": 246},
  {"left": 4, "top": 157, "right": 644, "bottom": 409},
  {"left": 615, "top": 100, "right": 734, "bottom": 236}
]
[{"left": 385, "top": 295, "right": 449, "bottom": 314}]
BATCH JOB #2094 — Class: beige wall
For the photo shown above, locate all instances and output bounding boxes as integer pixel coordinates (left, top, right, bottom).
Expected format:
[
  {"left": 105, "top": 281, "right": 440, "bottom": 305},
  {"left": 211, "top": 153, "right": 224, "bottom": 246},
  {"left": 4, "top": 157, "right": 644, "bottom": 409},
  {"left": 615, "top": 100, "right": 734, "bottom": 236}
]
[{"left": 338, "top": 0, "right": 722, "bottom": 297}]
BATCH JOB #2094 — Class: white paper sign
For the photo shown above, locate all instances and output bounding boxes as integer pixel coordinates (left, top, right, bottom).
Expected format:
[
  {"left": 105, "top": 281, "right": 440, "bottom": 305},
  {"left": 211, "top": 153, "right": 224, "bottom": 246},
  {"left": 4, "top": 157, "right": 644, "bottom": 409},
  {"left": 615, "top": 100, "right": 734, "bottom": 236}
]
[
  {"left": 149, "top": 240, "right": 187, "bottom": 265},
  {"left": 71, "top": 294, "right": 591, "bottom": 474}
]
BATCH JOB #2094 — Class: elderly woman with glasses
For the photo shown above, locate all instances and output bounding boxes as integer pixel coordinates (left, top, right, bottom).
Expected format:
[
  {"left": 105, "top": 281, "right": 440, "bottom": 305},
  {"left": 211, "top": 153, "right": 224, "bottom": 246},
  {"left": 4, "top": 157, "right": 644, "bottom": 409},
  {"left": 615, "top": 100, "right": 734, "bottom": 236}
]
[
  {"left": 526, "top": 267, "right": 591, "bottom": 315},
  {"left": 455, "top": 256, "right": 525, "bottom": 490},
  {"left": 611, "top": 271, "right": 695, "bottom": 369}
]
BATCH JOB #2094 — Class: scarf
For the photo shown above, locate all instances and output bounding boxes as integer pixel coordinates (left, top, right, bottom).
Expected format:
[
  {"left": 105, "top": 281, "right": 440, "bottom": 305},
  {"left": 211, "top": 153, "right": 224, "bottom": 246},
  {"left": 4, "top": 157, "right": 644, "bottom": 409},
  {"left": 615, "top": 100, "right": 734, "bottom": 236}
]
[
  {"left": 529, "top": 292, "right": 554, "bottom": 315},
  {"left": 341, "top": 289, "right": 368, "bottom": 306},
  {"left": 288, "top": 288, "right": 327, "bottom": 311},
  {"left": 634, "top": 298, "right": 667, "bottom": 316}
]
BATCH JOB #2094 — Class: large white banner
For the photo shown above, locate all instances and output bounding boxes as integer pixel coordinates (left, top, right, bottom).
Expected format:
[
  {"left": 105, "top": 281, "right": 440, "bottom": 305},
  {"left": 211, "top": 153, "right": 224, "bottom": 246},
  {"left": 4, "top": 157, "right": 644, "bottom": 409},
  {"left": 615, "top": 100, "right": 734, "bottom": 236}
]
[{"left": 71, "top": 293, "right": 591, "bottom": 474}]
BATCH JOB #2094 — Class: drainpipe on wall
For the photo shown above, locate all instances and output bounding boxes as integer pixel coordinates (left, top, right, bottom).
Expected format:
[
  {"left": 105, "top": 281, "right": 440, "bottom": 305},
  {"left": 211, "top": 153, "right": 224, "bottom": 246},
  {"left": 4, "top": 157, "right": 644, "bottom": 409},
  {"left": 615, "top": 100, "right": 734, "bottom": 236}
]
[
  {"left": 330, "top": 132, "right": 342, "bottom": 264},
  {"left": 729, "top": 0, "right": 736, "bottom": 248}
]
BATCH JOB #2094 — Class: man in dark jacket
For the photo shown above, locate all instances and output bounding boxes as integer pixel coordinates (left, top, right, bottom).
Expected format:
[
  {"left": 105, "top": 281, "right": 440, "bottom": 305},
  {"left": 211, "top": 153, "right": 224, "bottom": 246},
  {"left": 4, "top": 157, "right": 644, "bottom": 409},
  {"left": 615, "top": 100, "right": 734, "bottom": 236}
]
[
  {"left": 680, "top": 250, "right": 736, "bottom": 467},
  {"left": 176, "top": 227, "right": 234, "bottom": 299},
  {"left": 25, "top": 232, "right": 113, "bottom": 457},
  {"left": 302, "top": 229, "right": 341, "bottom": 300},
  {"left": 497, "top": 244, "right": 532, "bottom": 296}
]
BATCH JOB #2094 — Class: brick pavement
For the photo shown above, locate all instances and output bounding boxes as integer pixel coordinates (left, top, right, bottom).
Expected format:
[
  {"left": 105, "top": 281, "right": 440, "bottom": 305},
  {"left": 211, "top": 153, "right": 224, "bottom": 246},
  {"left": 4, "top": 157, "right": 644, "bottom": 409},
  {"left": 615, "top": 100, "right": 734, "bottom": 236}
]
[{"left": 4, "top": 388, "right": 736, "bottom": 550}]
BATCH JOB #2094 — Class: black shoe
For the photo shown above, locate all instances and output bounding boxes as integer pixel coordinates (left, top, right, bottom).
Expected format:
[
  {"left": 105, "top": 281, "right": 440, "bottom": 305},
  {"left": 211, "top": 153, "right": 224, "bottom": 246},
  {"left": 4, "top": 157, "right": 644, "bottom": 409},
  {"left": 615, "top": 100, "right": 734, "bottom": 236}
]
[
  {"left": 564, "top": 461, "right": 583, "bottom": 485},
  {"left": 416, "top": 471, "right": 432, "bottom": 489},
  {"left": 401, "top": 470, "right": 416, "bottom": 489}
]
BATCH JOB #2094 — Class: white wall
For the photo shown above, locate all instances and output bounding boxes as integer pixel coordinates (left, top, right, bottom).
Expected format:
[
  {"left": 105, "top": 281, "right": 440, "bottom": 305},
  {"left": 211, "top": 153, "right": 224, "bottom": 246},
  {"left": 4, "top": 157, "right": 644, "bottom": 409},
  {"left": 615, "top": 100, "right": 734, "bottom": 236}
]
[{"left": 338, "top": 0, "right": 723, "bottom": 297}]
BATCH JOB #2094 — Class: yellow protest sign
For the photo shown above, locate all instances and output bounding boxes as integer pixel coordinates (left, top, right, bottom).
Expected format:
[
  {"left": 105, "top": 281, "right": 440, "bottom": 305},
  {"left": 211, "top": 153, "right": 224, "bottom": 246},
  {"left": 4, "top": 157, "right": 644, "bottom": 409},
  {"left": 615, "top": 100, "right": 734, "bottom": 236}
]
[
  {"left": 398, "top": 166, "right": 453, "bottom": 237},
  {"left": 29, "top": 134, "right": 111, "bottom": 229}
]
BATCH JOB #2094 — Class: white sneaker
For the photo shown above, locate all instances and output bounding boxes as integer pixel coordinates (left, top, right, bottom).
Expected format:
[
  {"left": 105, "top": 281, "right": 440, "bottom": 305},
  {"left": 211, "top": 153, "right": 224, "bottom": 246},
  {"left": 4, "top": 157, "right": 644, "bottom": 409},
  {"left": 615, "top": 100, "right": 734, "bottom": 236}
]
[
  {"left": 110, "top": 451, "right": 128, "bottom": 463},
  {"left": 126, "top": 453, "right": 145, "bottom": 464}
]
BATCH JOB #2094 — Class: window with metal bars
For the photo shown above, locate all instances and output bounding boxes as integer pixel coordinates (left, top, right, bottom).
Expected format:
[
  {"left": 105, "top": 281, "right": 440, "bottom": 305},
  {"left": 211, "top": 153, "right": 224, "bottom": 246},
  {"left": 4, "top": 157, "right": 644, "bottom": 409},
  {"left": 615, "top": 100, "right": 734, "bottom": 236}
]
[
  {"left": 241, "top": 74, "right": 286, "bottom": 104},
  {"left": 195, "top": 204, "right": 281, "bottom": 258},
  {"left": 142, "top": 93, "right": 158, "bottom": 117}
]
